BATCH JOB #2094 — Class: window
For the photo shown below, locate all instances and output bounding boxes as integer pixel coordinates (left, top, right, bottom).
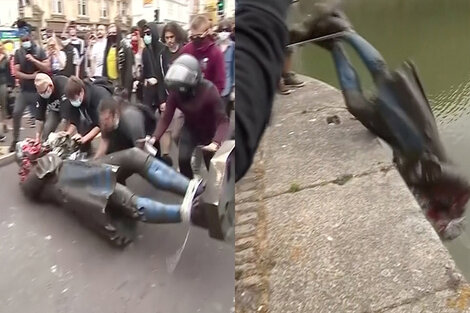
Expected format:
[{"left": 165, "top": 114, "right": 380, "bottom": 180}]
[
  {"left": 78, "top": 0, "right": 87, "bottom": 16},
  {"left": 100, "top": 0, "right": 108, "bottom": 18},
  {"left": 52, "top": 0, "right": 63, "bottom": 14},
  {"left": 120, "top": 1, "right": 127, "bottom": 17}
]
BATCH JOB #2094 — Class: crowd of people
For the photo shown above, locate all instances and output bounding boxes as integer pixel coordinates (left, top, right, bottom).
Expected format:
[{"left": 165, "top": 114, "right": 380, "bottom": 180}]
[{"left": 5, "top": 14, "right": 235, "bottom": 181}]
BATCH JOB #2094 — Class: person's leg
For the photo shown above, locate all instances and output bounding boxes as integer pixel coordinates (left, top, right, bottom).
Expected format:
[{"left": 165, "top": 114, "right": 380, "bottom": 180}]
[
  {"left": 110, "top": 180, "right": 203, "bottom": 225},
  {"left": 142, "top": 84, "right": 158, "bottom": 110},
  {"left": 97, "top": 147, "right": 196, "bottom": 196},
  {"left": 159, "top": 131, "right": 173, "bottom": 166},
  {"left": 11, "top": 91, "right": 28, "bottom": 150},
  {"left": 171, "top": 109, "right": 184, "bottom": 145},
  {"left": 282, "top": 47, "right": 305, "bottom": 88},
  {"left": 42, "top": 110, "right": 61, "bottom": 141},
  {"left": 334, "top": 37, "right": 424, "bottom": 159},
  {"left": 0, "top": 84, "right": 7, "bottom": 139},
  {"left": 342, "top": 32, "right": 388, "bottom": 80},
  {"left": 178, "top": 125, "right": 199, "bottom": 179}
]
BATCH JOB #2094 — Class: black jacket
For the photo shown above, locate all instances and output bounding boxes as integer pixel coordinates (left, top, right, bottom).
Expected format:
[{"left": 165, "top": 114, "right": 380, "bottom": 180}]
[
  {"left": 142, "top": 22, "right": 168, "bottom": 104},
  {"left": 59, "top": 44, "right": 76, "bottom": 77},
  {"left": 235, "top": 0, "right": 290, "bottom": 181},
  {"left": 102, "top": 31, "right": 134, "bottom": 95},
  {"left": 64, "top": 80, "right": 113, "bottom": 133}
]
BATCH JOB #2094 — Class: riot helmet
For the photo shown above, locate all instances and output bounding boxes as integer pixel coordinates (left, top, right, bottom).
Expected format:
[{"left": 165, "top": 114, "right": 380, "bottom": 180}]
[{"left": 164, "top": 54, "right": 202, "bottom": 94}]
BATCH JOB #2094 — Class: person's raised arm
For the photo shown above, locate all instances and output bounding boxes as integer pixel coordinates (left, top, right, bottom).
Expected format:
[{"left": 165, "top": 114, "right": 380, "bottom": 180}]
[{"left": 235, "top": 0, "right": 290, "bottom": 181}]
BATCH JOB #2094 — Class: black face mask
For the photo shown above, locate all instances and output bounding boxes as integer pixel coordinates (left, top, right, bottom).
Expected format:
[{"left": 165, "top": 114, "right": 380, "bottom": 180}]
[{"left": 108, "top": 34, "right": 117, "bottom": 44}]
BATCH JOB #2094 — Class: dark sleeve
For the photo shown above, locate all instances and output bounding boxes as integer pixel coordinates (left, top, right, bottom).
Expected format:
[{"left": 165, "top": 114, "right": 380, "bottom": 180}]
[
  {"left": 235, "top": 0, "right": 290, "bottom": 182},
  {"left": 35, "top": 98, "right": 47, "bottom": 121},
  {"left": 209, "top": 85, "right": 230, "bottom": 144},
  {"left": 142, "top": 49, "right": 150, "bottom": 79}
]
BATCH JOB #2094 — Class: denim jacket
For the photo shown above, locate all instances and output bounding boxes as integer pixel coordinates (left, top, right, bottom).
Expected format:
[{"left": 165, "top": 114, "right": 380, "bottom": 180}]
[{"left": 221, "top": 41, "right": 235, "bottom": 97}]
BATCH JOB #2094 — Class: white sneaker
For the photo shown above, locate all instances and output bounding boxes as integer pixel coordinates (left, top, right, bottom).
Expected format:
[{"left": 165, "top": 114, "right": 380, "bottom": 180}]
[{"left": 180, "top": 178, "right": 203, "bottom": 224}]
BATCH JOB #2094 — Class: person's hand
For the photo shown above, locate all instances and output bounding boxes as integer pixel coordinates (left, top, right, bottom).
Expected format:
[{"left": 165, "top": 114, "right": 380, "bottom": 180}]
[
  {"left": 159, "top": 102, "right": 166, "bottom": 112},
  {"left": 72, "top": 133, "right": 83, "bottom": 143},
  {"left": 148, "top": 136, "right": 157, "bottom": 146},
  {"left": 147, "top": 77, "right": 158, "bottom": 85},
  {"left": 25, "top": 54, "right": 36, "bottom": 62},
  {"left": 201, "top": 142, "right": 220, "bottom": 153}
]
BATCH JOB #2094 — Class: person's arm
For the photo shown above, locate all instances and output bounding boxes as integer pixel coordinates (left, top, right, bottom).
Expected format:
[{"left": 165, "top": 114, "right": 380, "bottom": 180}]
[
  {"left": 26, "top": 50, "right": 50, "bottom": 73},
  {"left": 34, "top": 99, "right": 47, "bottom": 141},
  {"left": 14, "top": 64, "right": 36, "bottom": 80},
  {"left": 58, "top": 51, "right": 66, "bottom": 70},
  {"left": 235, "top": 0, "right": 290, "bottom": 181},
  {"left": 152, "top": 96, "right": 176, "bottom": 141},
  {"left": 93, "top": 137, "right": 110, "bottom": 160},
  {"left": 72, "top": 48, "right": 80, "bottom": 77},
  {"left": 81, "top": 126, "right": 100, "bottom": 144},
  {"left": 90, "top": 45, "right": 97, "bottom": 77}
]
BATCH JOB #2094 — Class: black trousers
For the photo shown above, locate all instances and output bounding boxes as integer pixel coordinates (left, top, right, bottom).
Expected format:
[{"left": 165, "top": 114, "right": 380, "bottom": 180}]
[{"left": 178, "top": 125, "right": 210, "bottom": 179}]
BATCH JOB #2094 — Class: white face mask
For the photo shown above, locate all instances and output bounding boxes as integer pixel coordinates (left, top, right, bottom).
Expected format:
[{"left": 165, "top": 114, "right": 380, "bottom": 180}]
[
  {"left": 144, "top": 35, "right": 152, "bottom": 45},
  {"left": 70, "top": 99, "right": 81, "bottom": 108},
  {"left": 218, "top": 31, "right": 231, "bottom": 42},
  {"left": 22, "top": 41, "right": 32, "bottom": 50},
  {"left": 39, "top": 87, "right": 52, "bottom": 99}
]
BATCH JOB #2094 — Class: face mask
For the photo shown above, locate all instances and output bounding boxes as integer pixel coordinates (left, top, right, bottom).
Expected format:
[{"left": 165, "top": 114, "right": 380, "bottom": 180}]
[
  {"left": 22, "top": 41, "right": 31, "bottom": 50},
  {"left": 144, "top": 35, "right": 152, "bottom": 45},
  {"left": 40, "top": 88, "right": 52, "bottom": 99},
  {"left": 62, "top": 39, "right": 70, "bottom": 46},
  {"left": 218, "top": 32, "right": 230, "bottom": 42},
  {"left": 108, "top": 34, "right": 117, "bottom": 43},
  {"left": 70, "top": 99, "right": 81, "bottom": 108}
]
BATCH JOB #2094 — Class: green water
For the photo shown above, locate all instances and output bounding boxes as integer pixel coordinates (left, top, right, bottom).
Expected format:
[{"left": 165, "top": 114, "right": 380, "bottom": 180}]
[{"left": 291, "top": 0, "right": 470, "bottom": 278}]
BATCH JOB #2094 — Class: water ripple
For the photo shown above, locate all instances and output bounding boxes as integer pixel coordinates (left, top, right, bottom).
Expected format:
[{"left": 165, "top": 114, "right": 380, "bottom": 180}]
[{"left": 430, "top": 77, "right": 470, "bottom": 127}]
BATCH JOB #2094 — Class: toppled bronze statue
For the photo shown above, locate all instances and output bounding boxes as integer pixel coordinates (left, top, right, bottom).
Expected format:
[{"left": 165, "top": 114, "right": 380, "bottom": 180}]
[
  {"left": 290, "top": 7, "right": 470, "bottom": 240},
  {"left": 16, "top": 133, "right": 205, "bottom": 247}
]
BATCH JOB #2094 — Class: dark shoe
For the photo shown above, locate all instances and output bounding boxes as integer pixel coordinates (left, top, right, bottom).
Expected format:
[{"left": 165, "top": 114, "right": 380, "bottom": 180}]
[
  {"left": 0, "top": 135, "right": 5, "bottom": 143},
  {"left": 278, "top": 79, "right": 293, "bottom": 95},
  {"left": 9, "top": 141, "right": 17, "bottom": 153},
  {"left": 283, "top": 72, "right": 306, "bottom": 88}
]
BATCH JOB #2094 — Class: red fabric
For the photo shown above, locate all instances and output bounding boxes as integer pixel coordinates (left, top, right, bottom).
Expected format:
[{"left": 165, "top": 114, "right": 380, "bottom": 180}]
[{"left": 18, "top": 140, "right": 50, "bottom": 182}]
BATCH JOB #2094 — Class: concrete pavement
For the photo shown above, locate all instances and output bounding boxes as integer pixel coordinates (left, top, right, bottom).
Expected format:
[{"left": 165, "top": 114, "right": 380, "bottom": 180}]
[
  {"left": 235, "top": 78, "right": 470, "bottom": 312},
  {"left": 0, "top": 145, "right": 234, "bottom": 312}
]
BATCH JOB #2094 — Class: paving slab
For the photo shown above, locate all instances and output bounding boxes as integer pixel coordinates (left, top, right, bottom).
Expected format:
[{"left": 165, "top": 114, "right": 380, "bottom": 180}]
[
  {"left": 265, "top": 171, "right": 458, "bottom": 313},
  {"left": 263, "top": 87, "right": 389, "bottom": 196}
]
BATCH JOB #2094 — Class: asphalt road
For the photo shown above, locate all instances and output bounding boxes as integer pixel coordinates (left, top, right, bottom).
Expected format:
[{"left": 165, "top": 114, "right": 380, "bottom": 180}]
[{"left": 0, "top": 163, "right": 234, "bottom": 313}]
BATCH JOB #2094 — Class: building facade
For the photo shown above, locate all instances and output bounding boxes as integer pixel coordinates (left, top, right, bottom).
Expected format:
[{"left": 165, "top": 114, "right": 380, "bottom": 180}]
[
  {"left": 0, "top": 1, "right": 19, "bottom": 27},
  {"left": 19, "top": 0, "right": 132, "bottom": 35},
  {"left": 132, "top": 0, "right": 190, "bottom": 27}
]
